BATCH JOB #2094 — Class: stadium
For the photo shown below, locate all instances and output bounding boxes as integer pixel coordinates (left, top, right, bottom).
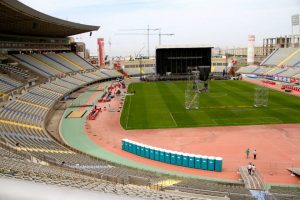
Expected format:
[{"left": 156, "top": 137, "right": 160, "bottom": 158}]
[{"left": 0, "top": 0, "right": 300, "bottom": 200}]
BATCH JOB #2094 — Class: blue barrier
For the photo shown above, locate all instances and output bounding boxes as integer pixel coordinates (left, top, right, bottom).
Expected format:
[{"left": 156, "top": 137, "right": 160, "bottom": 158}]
[{"left": 121, "top": 139, "right": 222, "bottom": 172}]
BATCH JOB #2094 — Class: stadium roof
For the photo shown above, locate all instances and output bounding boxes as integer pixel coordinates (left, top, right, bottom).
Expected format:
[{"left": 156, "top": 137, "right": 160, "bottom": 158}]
[{"left": 0, "top": 0, "right": 100, "bottom": 38}]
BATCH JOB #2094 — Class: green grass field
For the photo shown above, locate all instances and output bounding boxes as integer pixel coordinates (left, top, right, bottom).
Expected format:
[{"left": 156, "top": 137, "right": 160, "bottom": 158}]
[{"left": 120, "top": 81, "right": 300, "bottom": 130}]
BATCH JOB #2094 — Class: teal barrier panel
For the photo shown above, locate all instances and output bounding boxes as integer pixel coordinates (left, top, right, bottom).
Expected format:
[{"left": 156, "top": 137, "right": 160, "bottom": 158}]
[
  {"left": 159, "top": 149, "right": 165, "bottom": 162},
  {"left": 208, "top": 156, "right": 215, "bottom": 171},
  {"left": 132, "top": 142, "right": 137, "bottom": 154},
  {"left": 140, "top": 145, "right": 145, "bottom": 157},
  {"left": 128, "top": 142, "right": 133, "bottom": 153},
  {"left": 170, "top": 151, "right": 176, "bottom": 164},
  {"left": 124, "top": 139, "right": 129, "bottom": 151},
  {"left": 215, "top": 157, "right": 223, "bottom": 172},
  {"left": 149, "top": 148, "right": 155, "bottom": 160},
  {"left": 176, "top": 152, "right": 183, "bottom": 166},
  {"left": 121, "top": 140, "right": 221, "bottom": 172},
  {"left": 136, "top": 144, "right": 141, "bottom": 156},
  {"left": 165, "top": 150, "right": 171, "bottom": 163},
  {"left": 188, "top": 154, "right": 195, "bottom": 168},
  {"left": 201, "top": 156, "right": 208, "bottom": 170},
  {"left": 121, "top": 139, "right": 125, "bottom": 150},
  {"left": 182, "top": 153, "right": 188, "bottom": 167},
  {"left": 144, "top": 146, "right": 150, "bottom": 158},
  {"left": 195, "top": 155, "right": 202, "bottom": 169},
  {"left": 154, "top": 148, "right": 160, "bottom": 161}
]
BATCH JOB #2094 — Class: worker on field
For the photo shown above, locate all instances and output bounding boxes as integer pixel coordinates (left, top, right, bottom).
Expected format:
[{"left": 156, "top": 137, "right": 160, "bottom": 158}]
[
  {"left": 247, "top": 163, "right": 252, "bottom": 175},
  {"left": 253, "top": 149, "right": 257, "bottom": 160},
  {"left": 246, "top": 148, "right": 250, "bottom": 159}
]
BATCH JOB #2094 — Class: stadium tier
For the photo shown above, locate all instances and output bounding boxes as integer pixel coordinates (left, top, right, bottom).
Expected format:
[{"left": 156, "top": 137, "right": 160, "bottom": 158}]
[
  {"left": 9, "top": 53, "right": 96, "bottom": 77},
  {"left": 260, "top": 47, "right": 300, "bottom": 67},
  {"left": 236, "top": 65, "right": 300, "bottom": 79},
  {"left": 123, "top": 67, "right": 156, "bottom": 76},
  {"left": 31, "top": 54, "right": 73, "bottom": 74},
  {"left": 236, "top": 66, "right": 259, "bottom": 74},
  {"left": 0, "top": 73, "right": 24, "bottom": 94},
  {"left": 0, "top": 63, "right": 32, "bottom": 79}
]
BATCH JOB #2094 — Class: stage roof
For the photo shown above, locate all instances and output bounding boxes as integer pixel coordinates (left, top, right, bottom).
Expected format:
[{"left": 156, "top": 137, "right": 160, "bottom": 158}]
[
  {"left": 0, "top": 0, "right": 100, "bottom": 38},
  {"left": 156, "top": 44, "right": 213, "bottom": 49}
]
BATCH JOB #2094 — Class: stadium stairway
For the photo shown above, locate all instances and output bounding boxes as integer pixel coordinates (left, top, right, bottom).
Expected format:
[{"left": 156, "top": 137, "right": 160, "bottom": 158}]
[{"left": 238, "top": 167, "right": 264, "bottom": 190}]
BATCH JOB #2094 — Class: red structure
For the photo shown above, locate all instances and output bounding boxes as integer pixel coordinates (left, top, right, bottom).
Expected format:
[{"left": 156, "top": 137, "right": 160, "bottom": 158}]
[
  {"left": 262, "top": 80, "right": 276, "bottom": 85},
  {"left": 97, "top": 38, "right": 105, "bottom": 67},
  {"left": 88, "top": 107, "right": 101, "bottom": 120},
  {"left": 281, "top": 85, "right": 300, "bottom": 92}
]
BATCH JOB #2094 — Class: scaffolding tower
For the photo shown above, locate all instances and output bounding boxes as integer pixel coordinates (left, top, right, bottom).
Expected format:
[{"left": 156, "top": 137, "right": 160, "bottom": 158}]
[
  {"left": 253, "top": 86, "right": 269, "bottom": 107},
  {"left": 185, "top": 67, "right": 203, "bottom": 109}
]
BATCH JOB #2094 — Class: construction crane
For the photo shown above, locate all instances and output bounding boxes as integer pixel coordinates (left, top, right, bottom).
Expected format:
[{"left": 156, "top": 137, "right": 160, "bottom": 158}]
[
  {"left": 157, "top": 28, "right": 175, "bottom": 46},
  {"left": 116, "top": 25, "right": 174, "bottom": 58}
]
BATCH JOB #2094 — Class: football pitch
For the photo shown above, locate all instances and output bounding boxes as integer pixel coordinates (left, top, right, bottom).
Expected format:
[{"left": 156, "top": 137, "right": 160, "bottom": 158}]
[{"left": 120, "top": 80, "right": 300, "bottom": 130}]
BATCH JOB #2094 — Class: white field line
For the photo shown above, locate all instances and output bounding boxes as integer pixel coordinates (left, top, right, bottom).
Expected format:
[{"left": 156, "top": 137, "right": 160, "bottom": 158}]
[
  {"left": 126, "top": 96, "right": 132, "bottom": 129},
  {"left": 169, "top": 112, "right": 178, "bottom": 127}
]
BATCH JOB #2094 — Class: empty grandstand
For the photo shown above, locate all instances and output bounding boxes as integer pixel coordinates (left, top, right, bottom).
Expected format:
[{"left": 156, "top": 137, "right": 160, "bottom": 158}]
[
  {"left": 1, "top": 1, "right": 300, "bottom": 200},
  {"left": 260, "top": 47, "right": 300, "bottom": 67}
]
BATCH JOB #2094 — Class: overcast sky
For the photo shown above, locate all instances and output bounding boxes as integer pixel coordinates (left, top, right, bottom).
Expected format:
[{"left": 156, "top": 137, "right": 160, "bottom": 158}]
[{"left": 19, "top": 0, "right": 300, "bottom": 57}]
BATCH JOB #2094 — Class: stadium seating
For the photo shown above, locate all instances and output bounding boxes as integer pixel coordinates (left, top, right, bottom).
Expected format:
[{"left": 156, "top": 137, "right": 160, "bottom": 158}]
[
  {"left": 123, "top": 67, "right": 156, "bottom": 76},
  {"left": 166, "top": 179, "right": 253, "bottom": 199},
  {"left": 294, "top": 73, "right": 300, "bottom": 78},
  {"left": 11, "top": 54, "right": 59, "bottom": 77},
  {"left": 251, "top": 66, "right": 271, "bottom": 75},
  {"left": 1, "top": 154, "right": 226, "bottom": 200},
  {"left": 260, "top": 48, "right": 297, "bottom": 66},
  {"left": 31, "top": 54, "right": 71, "bottom": 74},
  {"left": 279, "top": 67, "right": 300, "bottom": 77},
  {"left": 260, "top": 47, "right": 300, "bottom": 69},
  {"left": 44, "top": 53, "right": 85, "bottom": 72},
  {"left": 0, "top": 74, "right": 24, "bottom": 94},
  {"left": 236, "top": 66, "right": 258, "bottom": 74},
  {"left": 283, "top": 48, "right": 300, "bottom": 67},
  {"left": 263, "top": 67, "right": 287, "bottom": 76},
  {"left": 9, "top": 53, "right": 100, "bottom": 78},
  {"left": 0, "top": 63, "right": 32, "bottom": 79},
  {"left": 59, "top": 53, "right": 95, "bottom": 70}
]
